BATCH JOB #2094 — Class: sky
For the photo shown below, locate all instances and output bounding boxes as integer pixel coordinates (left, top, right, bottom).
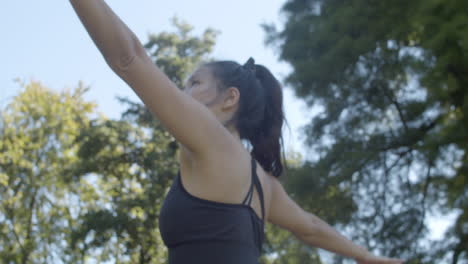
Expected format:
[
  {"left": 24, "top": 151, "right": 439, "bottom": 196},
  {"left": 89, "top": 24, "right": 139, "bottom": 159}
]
[{"left": 0, "top": 0, "right": 455, "bottom": 251}]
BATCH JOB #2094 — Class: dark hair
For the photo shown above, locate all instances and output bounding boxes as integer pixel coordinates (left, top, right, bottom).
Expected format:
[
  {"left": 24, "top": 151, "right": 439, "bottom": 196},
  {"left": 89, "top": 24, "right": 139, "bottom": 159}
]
[{"left": 204, "top": 58, "right": 286, "bottom": 177}]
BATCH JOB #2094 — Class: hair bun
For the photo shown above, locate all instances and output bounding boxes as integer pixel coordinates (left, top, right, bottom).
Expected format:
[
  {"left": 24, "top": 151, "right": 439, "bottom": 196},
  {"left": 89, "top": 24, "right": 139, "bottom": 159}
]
[{"left": 243, "top": 57, "right": 256, "bottom": 73}]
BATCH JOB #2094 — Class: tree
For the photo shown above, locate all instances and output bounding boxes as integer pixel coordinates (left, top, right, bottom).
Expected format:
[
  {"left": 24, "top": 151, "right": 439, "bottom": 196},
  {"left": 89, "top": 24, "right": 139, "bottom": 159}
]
[
  {"left": 144, "top": 17, "right": 219, "bottom": 89},
  {"left": 0, "top": 80, "right": 96, "bottom": 263},
  {"left": 267, "top": 0, "right": 467, "bottom": 263}
]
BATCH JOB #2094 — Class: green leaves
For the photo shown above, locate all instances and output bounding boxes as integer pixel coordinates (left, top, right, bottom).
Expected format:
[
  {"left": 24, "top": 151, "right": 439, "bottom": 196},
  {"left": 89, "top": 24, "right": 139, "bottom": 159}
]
[
  {"left": 268, "top": 0, "right": 468, "bottom": 263},
  {"left": 0, "top": 81, "right": 95, "bottom": 263},
  {"left": 144, "top": 17, "right": 219, "bottom": 89}
]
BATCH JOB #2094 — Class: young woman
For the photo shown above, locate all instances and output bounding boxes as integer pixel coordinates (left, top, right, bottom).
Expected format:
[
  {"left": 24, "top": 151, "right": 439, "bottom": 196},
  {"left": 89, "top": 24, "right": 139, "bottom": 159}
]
[{"left": 69, "top": 1, "right": 404, "bottom": 263}]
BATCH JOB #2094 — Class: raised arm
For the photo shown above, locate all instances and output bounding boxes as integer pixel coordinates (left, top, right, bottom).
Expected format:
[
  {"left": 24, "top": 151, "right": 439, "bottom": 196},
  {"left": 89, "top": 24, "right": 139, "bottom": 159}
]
[
  {"left": 69, "top": 0, "right": 237, "bottom": 157},
  {"left": 267, "top": 177, "right": 404, "bottom": 264}
]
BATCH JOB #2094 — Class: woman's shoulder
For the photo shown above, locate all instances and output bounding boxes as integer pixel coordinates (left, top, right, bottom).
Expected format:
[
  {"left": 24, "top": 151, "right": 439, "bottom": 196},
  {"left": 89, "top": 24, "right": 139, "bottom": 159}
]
[{"left": 179, "top": 144, "right": 274, "bottom": 215}]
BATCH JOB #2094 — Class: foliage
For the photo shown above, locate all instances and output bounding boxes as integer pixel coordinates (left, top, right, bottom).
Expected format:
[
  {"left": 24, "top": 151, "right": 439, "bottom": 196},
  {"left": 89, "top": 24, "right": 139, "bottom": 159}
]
[
  {"left": 144, "top": 17, "right": 219, "bottom": 89},
  {"left": 267, "top": 0, "right": 468, "bottom": 263},
  {"left": 0, "top": 80, "right": 96, "bottom": 263}
]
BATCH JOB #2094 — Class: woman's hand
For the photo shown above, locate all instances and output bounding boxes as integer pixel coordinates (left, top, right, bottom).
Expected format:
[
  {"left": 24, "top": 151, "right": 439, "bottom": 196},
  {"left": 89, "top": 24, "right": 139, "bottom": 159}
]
[{"left": 356, "top": 254, "right": 405, "bottom": 264}]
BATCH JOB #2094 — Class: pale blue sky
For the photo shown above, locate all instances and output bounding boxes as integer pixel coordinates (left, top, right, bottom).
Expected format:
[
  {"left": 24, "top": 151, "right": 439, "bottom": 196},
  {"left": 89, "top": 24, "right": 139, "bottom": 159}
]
[
  {"left": 0, "top": 0, "right": 453, "bottom": 245},
  {"left": 1, "top": 0, "right": 311, "bottom": 155}
]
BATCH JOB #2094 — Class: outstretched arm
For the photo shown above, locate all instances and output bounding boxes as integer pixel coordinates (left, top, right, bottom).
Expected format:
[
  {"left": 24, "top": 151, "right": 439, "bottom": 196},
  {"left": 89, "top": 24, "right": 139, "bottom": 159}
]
[
  {"left": 268, "top": 177, "right": 404, "bottom": 264},
  {"left": 69, "top": 0, "right": 239, "bottom": 157}
]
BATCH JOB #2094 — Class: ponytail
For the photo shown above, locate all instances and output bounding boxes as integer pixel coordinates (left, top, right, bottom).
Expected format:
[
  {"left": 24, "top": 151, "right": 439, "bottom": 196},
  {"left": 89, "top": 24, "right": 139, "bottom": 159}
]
[
  {"left": 249, "top": 64, "right": 285, "bottom": 177},
  {"left": 204, "top": 58, "right": 286, "bottom": 177}
]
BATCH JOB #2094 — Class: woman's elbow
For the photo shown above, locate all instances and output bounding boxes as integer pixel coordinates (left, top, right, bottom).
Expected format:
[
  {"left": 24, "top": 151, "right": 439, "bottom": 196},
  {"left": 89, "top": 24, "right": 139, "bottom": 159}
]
[
  {"left": 295, "top": 213, "right": 325, "bottom": 244},
  {"left": 107, "top": 37, "right": 145, "bottom": 73},
  {"left": 107, "top": 52, "right": 137, "bottom": 73}
]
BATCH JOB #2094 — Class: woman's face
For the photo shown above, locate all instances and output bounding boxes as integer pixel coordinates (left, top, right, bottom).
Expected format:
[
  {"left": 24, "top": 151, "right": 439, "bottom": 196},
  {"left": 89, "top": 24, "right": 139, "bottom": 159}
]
[
  {"left": 183, "top": 66, "right": 221, "bottom": 108},
  {"left": 184, "top": 66, "right": 240, "bottom": 127}
]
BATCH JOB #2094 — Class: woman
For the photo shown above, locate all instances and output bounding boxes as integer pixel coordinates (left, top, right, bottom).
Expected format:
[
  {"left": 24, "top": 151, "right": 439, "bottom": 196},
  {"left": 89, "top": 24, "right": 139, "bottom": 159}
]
[{"left": 70, "top": 1, "right": 404, "bottom": 263}]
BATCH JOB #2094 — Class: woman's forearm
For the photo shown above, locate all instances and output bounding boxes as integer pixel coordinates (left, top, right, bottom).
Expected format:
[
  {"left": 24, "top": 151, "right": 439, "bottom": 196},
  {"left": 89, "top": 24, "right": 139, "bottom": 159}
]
[
  {"left": 296, "top": 212, "right": 371, "bottom": 261},
  {"left": 70, "top": 0, "right": 144, "bottom": 68}
]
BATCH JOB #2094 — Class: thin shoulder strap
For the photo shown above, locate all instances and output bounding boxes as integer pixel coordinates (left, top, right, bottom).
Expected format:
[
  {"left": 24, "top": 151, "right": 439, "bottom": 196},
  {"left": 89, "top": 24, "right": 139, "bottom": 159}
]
[
  {"left": 242, "top": 171, "right": 254, "bottom": 205},
  {"left": 251, "top": 158, "right": 265, "bottom": 221},
  {"left": 242, "top": 157, "right": 259, "bottom": 206}
]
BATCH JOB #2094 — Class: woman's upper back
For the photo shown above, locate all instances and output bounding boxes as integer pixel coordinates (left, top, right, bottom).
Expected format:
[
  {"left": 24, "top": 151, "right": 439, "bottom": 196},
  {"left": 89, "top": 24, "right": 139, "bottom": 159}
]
[
  {"left": 176, "top": 144, "right": 272, "bottom": 221},
  {"left": 158, "top": 146, "right": 272, "bottom": 263}
]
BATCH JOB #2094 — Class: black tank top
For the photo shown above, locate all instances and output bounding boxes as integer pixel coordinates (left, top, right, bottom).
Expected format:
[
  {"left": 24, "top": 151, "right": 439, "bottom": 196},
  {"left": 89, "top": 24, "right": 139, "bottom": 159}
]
[{"left": 158, "top": 158, "right": 265, "bottom": 264}]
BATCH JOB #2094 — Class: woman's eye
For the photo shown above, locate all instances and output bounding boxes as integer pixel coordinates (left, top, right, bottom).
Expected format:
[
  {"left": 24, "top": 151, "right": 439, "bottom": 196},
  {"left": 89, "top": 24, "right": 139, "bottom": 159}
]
[{"left": 191, "top": 80, "right": 200, "bottom": 86}]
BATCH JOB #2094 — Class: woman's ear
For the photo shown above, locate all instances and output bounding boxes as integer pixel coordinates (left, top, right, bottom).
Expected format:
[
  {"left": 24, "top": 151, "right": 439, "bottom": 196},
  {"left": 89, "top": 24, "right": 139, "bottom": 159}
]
[{"left": 222, "top": 86, "right": 240, "bottom": 110}]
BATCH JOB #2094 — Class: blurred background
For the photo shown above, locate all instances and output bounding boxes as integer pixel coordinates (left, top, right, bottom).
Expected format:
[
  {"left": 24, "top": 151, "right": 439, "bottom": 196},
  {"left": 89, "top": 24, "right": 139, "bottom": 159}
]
[{"left": 1, "top": 0, "right": 466, "bottom": 263}]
